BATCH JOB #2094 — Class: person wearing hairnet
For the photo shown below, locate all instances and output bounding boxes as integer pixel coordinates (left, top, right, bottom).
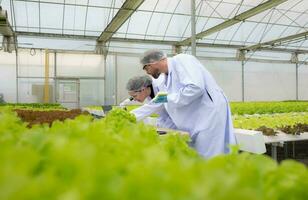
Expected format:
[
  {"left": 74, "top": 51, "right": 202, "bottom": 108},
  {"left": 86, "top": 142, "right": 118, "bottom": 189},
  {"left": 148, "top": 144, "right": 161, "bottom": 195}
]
[
  {"left": 125, "top": 75, "right": 177, "bottom": 129},
  {"left": 140, "top": 49, "right": 236, "bottom": 158}
]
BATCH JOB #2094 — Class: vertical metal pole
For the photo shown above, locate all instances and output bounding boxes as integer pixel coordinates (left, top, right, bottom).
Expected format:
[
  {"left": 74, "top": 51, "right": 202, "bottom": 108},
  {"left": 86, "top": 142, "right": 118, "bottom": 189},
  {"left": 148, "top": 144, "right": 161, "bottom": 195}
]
[
  {"left": 77, "top": 79, "right": 80, "bottom": 108},
  {"left": 242, "top": 61, "right": 244, "bottom": 102},
  {"left": 115, "top": 54, "right": 118, "bottom": 105},
  {"left": 103, "top": 54, "right": 107, "bottom": 105},
  {"left": 271, "top": 143, "right": 278, "bottom": 161},
  {"left": 284, "top": 143, "right": 288, "bottom": 159},
  {"left": 292, "top": 141, "right": 295, "bottom": 158},
  {"left": 44, "top": 49, "right": 50, "bottom": 103},
  {"left": 15, "top": 48, "right": 19, "bottom": 103},
  {"left": 191, "top": 0, "right": 196, "bottom": 56},
  {"left": 54, "top": 52, "right": 57, "bottom": 103},
  {"left": 296, "top": 62, "right": 299, "bottom": 100}
]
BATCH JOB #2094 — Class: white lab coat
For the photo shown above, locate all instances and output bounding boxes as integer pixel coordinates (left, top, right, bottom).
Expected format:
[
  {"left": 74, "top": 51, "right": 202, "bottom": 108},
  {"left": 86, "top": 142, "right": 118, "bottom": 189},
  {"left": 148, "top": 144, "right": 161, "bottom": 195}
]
[
  {"left": 159, "top": 54, "right": 236, "bottom": 158},
  {"left": 119, "top": 98, "right": 142, "bottom": 106},
  {"left": 130, "top": 75, "right": 177, "bottom": 129}
]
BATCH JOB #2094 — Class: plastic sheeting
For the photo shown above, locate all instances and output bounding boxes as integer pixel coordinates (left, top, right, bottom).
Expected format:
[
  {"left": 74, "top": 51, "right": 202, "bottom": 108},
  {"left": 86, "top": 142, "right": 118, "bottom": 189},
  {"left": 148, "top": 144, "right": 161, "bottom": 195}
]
[
  {"left": 116, "top": 55, "right": 144, "bottom": 104},
  {"left": 244, "top": 61, "right": 296, "bottom": 101},
  {"left": 0, "top": 51, "right": 105, "bottom": 106},
  {"left": 0, "top": 0, "right": 307, "bottom": 50},
  {"left": 56, "top": 52, "right": 104, "bottom": 77},
  {"left": 0, "top": 51, "right": 16, "bottom": 102}
]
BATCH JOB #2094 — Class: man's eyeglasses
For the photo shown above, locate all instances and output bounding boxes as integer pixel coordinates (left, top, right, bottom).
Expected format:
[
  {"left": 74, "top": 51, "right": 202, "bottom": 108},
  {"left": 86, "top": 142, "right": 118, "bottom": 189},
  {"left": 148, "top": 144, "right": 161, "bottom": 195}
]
[{"left": 143, "top": 58, "right": 166, "bottom": 70}]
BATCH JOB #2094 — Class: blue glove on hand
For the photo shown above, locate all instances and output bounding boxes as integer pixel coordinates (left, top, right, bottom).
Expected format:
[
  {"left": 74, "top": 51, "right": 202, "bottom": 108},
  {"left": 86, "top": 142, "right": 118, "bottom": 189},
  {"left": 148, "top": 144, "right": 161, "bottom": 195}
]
[{"left": 153, "top": 92, "right": 168, "bottom": 103}]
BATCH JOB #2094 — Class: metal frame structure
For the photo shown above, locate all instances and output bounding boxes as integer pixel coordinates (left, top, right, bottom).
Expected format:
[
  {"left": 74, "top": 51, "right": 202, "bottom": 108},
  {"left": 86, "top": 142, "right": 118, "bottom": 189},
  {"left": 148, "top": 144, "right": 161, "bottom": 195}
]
[
  {"left": 242, "top": 30, "right": 308, "bottom": 52},
  {"left": 95, "top": 0, "right": 145, "bottom": 54},
  {"left": 15, "top": 31, "right": 308, "bottom": 54},
  {"left": 1, "top": 0, "right": 306, "bottom": 54},
  {"left": 0, "top": 6, "right": 15, "bottom": 52},
  {"left": 97, "top": 0, "right": 144, "bottom": 44},
  {"left": 1, "top": 0, "right": 308, "bottom": 104},
  {"left": 177, "top": 0, "right": 288, "bottom": 46},
  {"left": 16, "top": 50, "right": 105, "bottom": 106}
]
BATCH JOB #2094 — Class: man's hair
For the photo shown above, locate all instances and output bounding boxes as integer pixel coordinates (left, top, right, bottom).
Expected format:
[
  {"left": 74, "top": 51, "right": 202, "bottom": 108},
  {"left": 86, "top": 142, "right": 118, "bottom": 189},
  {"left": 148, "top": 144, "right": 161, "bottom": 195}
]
[{"left": 140, "top": 49, "right": 166, "bottom": 67}]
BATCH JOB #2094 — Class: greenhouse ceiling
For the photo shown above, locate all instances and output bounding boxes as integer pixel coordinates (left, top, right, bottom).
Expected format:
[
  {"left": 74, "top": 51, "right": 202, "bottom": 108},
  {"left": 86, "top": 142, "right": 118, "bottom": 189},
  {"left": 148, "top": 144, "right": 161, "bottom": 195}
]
[{"left": 0, "top": 0, "right": 307, "bottom": 53}]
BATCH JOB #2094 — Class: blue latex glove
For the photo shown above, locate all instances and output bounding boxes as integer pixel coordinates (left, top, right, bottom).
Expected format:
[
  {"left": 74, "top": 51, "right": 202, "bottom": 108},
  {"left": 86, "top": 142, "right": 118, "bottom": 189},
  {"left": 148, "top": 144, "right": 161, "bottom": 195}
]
[{"left": 153, "top": 92, "right": 168, "bottom": 103}]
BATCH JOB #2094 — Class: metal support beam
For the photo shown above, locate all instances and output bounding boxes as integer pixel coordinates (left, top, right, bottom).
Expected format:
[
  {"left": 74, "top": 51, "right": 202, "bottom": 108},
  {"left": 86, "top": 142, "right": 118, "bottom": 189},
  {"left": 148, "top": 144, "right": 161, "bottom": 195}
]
[
  {"left": 296, "top": 63, "right": 299, "bottom": 100},
  {"left": 290, "top": 52, "right": 299, "bottom": 101},
  {"left": 243, "top": 31, "right": 308, "bottom": 52},
  {"left": 15, "top": 47, "right": 19, "bottom": 103},
  {"left": 236, "top": 49, "right": 246, "bottom": 102},
  {"left": 2, "top": 36, "right": 14, "bottom": 53},
  {"left": 292, "top": 52, "right": 300, "bottom": 100},
  {"left": 97, "top": 0, "right": 144, "bottom": 44},
  {"left": 103, "top": 55, "right": 107, "bottom": 104},
  {"left": 271, "top": 143, "right": 278, "bottom": 160},
  {"left": 236, "top": 49, "right": 246, "bottom": 61},
  {"left": 1, "top": 6, "right": 15, "bottom": 52},
  {"left": 178, "top": 0, "right": 287, "bottom": 46},
  {"left": 16, "top": 31, "right": 308, "bottom": 54},
  {"left": 115, "top": 54, "right": 118, "bottom": 105},
  {"left": 241, "top": 60, "right": 245, "bottom": 102},
  {"left": 44, "top": 49, "right": 50, "bottom": 103},
  {"left": 95, "top": 41, "right": 109, "bottom": 55},
  {"left": 17, "top": 31, "right": 98, "bottom": 40},
  {"left": 191, "top": 0, "right": 196, "bottom": 56},
  {"left": 54, "top": 52, "right": 57, "bottom": 103}
]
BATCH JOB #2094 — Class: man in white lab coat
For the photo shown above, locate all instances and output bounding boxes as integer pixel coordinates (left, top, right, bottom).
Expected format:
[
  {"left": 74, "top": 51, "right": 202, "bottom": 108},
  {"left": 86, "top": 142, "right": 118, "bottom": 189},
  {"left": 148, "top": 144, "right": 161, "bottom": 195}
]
[
  {"left": 123, "top": 75, "right": 177, "bottom": 129},
  {"left": 140, "top": 49, "right": 236, "bottom": 158}
]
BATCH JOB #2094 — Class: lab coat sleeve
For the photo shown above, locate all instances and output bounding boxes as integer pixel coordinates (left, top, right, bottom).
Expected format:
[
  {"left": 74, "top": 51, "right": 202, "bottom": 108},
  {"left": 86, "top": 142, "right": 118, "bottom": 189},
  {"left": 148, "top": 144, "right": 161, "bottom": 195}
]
[
  {"left": 130, "top": 102, "right": 165, "bottom": 121},
  {"left": 119, "top": 98, "right": 131, "bottom": 106},
  {"left": 167, "top": 56, "right": 206, "bottom": 107}
]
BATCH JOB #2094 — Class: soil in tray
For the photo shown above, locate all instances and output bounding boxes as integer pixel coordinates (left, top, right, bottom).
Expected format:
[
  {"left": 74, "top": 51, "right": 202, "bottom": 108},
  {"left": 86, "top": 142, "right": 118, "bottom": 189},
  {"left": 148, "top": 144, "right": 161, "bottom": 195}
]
[
  {"left": 278, "top": 123, "right": 308, "bottom": 135},
  {"left": 14, "top": 109, "right": 89, "bottom": 127},
  {"left": 255, "top": 126, "right": 277, "bottom": 136}
]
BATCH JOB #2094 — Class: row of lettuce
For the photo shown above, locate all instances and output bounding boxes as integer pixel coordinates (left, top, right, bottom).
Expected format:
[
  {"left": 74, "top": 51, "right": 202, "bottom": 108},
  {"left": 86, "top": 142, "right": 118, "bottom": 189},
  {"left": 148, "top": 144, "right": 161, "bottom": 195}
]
[
  {"left": 1, "top": 108, "right": 308, "bottom": 199},
  {"left": 230, "top": 101, "right": 308, "bottom": 115},
  {"left": 88, "top": 101, "right": 308, "bottom": 115},
  {"left": 0, "top": 103, "right": 65, "bottom": 110},
  {"left": 2, "top": 101, "right": 307, "bottom": 115},
  {"left": 1, "top": 102, "right": 307, "bottom": 133},
  {"left": 233, "top": 112, "right": 308, "bottom": 129}
]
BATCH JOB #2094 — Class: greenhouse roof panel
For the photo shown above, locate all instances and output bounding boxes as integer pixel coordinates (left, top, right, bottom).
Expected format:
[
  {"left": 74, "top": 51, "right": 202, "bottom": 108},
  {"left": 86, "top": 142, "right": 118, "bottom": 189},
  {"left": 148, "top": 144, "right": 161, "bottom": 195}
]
[
  {"left": 0, "top": 0, "right": 307, "bottom": 51},
  {"left": 13, "top": 1, "right": 39, "bottom": 29},
  {"left": 40, "top": 3, "right": 63, "bottom": 29}
]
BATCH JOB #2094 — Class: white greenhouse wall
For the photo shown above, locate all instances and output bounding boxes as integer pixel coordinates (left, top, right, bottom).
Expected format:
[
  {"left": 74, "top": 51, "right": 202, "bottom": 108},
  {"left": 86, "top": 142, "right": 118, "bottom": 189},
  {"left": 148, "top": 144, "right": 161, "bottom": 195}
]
[
  {"left": 18, "top": 78, "right": 55, "bottom": 103},
  {"left": 17, "top": 49, "right": 56, "bottom": 103},
  {"left": 79, "top": 79, "right": 104, "bottom": 107},
  {"left": 298, "top": 65, "right": 308, "bottom": 100},
  {"left": 0, "top": 51, "right": 105, "bottom": 107},
  {"left": 0, "top": 52, "right": 16, "bottom": 102},
  {"left": 116, "top": 55, "right": 144, "bottom": 104},
  {"left": 105, "top": 55, "right": 117, "bottom": 105},
  {"left": 199, "top": 60, "right": 242, "bottom": 101},
  {"left": 18, "top": 49, "right": 55, "bottom": 78},
  {"left": 244, "top": 61, "right": 296, "bottom": 101},
  {"left": 56, "top": 53, "right": 104, "bottom": 77},
  {"left": 107, "top": 52, "right": 308, "bottom": 102},
  {"left": 1, "top": 50, "right": 308, "bottom": 105}
]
